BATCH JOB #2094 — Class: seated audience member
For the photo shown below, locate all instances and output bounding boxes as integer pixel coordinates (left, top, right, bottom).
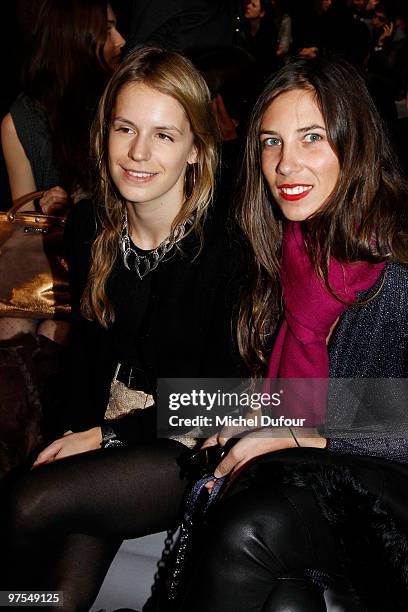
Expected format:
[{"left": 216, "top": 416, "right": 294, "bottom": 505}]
[
  {"left": 349, "top": 0, "right": 369, "bottom": 21},
  {"left": 293, "top": 0, "right": 349, "bottom": 59},
  {"left": 240, "top": 0, "right": 280, "bottom": 79},
  {"left": 269, "top": 0, "right": 292, "bottom": 63},
  {"left": 0, "top": 0, "right": 125, "bottom": 343},
  {"left": 179, "top": 57, "right": 408, "bottom": 612},
  {"left": 370, "top": 3, "right": 406, "bottom": 74},
  {"left": 362, "top": 0, "right": 381, "bottom": 33},
  {"left": 5, "top": 46, "right": 246, "bottom": 612}
]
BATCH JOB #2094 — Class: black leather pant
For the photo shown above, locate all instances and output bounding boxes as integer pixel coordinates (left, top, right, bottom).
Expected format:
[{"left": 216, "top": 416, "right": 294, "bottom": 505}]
[
  {"left": 179, "top": 447, "right": 408, "bottom": 612},
  {"left": 179, "top": 481, "right": 340, "bottom": 612}
]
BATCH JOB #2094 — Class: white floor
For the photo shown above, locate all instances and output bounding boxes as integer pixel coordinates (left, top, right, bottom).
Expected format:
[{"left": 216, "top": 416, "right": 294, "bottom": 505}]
[
  {"left": 90, "top": 532, "right": 359, "bottom": 612},
  {"left": 91, "top": 533, "right": 167, "bottom": 612}
]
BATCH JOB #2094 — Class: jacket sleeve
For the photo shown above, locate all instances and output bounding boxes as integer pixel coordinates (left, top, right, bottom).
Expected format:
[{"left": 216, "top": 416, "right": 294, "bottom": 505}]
[{"left": 61, "top": 200, "right": 114, "bottom": 431}]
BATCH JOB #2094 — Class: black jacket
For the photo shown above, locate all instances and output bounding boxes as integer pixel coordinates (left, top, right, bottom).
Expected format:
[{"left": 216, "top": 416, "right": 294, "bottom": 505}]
[{"left": 63, "top": 199, "right": 247, "bottom": 438}]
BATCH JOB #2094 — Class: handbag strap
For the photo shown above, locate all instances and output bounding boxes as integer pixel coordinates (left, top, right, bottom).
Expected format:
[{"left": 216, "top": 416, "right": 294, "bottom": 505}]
[
  {"left": 8, "top": 190, "right": 45, "bottom": 217},
  {"left": 167, "top": 474, "right": 227, "bottom": 602},
  {"left": 7, "top": 191, "right": 65, "bottom": 225},
  {"left": 183, "top": 474, "right": 226, "bottom": 524}
]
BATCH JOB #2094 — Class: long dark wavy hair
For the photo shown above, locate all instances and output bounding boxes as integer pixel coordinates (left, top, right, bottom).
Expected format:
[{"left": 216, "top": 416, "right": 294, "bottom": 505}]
[
  {"left": 23, "top": 0, "right": 112, "bottom": 192},
  {"left": 237, "top": 56, "right": 408, "bottom": 376}
]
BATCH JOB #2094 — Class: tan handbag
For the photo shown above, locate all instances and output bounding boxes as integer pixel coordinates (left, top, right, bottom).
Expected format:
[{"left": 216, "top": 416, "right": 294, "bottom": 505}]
[{"left": 0, "top": 190, "right": 71, "bottom": 318}]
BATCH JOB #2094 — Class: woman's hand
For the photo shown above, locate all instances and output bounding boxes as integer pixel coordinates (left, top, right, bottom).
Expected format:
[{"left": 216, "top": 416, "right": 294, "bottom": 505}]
[
  {"left": 32, "top": 427, "right": 102, "bottom": 467},
  {"left": 204, "top": 427, "right": 326, "bottom": 491},
  {"left": 201, "top": 411, "right": 260, "bottom": 451},
  {"left": 378, "top": 22, "right": 394, "bottom": 46},
  {"left": 213, "top": 428, "right": 298, "bottom": 478},
  {"left": 39, "top": 186, "right": 70, "bottom": 215}
]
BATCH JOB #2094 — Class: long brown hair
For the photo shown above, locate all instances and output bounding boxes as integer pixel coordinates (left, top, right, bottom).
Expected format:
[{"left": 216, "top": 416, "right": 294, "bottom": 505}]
[
  {"left": 237, "top": 56, "right": 408, "bottom": 376},
  {"left": 82, "top": 46, "right": 219, "bottom": 326},
  {"left": 24, "top": 0, "right": 111, "bottom": 192}
]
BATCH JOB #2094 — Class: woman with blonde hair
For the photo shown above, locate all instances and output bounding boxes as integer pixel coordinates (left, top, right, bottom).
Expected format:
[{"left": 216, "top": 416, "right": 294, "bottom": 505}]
[{"left": 6, "top": 46, "right": 245, "bottom": 611}]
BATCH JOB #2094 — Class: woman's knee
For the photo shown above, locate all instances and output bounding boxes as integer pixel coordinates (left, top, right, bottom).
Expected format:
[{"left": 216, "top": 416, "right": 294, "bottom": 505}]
[
  {"left": 8, "top": 467, "right": 64, "bottom": 541},
  {"left": 208, "top": 487, "right": 308, "bottom": 575},
  {"left": 262, "top": 578, "right": 326, "bottom": 612},
  {"left": 0, "top": 318, "right": 37, "bottom": 340}
]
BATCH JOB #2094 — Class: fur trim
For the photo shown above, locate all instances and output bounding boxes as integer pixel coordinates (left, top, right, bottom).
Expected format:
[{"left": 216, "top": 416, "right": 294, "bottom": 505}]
[{"left": 261, "top": 462, "right": 408, "bottom": 611}]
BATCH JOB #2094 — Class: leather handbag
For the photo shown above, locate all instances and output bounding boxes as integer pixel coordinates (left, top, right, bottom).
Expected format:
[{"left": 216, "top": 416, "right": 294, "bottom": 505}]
[{"left": 0, "top": 190, "right": 71, "bottom": 319}]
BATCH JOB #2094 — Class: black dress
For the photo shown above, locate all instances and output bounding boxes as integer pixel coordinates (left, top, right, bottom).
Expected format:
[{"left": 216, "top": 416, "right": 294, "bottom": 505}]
[{"left": 63, "top": 198, "right": 246, "bottom": 437}]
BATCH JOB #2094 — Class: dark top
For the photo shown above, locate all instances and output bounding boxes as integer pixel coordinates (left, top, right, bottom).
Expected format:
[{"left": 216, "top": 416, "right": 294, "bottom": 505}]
[
  {"left": 290, "top": 1, "right": 355, "bottom": 58},
  {"left": 10, "top": 93, "right": 61, "bottom": 190},
  {"left": 63, "top": 199, "right": 246, "bottom": 441},
  {"left": 237, "top": 16, "right": 279, "bottom": 80}
]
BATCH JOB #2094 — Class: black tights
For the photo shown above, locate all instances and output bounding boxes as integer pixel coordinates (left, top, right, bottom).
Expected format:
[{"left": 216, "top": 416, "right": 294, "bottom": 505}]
[{"left": 4, "top": 440, "right": 187, "bottom": 612}]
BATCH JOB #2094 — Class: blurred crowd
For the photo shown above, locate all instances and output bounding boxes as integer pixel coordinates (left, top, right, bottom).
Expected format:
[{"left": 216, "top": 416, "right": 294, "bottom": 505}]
[{"left": 1, "top": 0, "right": 407, "bottom": 207}]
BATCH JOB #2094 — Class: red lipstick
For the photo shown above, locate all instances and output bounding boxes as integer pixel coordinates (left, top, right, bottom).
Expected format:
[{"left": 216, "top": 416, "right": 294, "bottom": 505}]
[{"left": 278, "top": 184, "right": 313, "bottom": 201}]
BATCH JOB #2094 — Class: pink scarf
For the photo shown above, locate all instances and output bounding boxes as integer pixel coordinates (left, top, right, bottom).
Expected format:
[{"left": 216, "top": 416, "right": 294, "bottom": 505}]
[{"left": 266, "top": 222, "right": 385, "bottom": 426}]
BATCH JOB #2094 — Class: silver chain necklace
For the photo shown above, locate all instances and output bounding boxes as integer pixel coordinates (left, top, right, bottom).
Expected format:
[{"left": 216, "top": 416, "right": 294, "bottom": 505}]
[{"left": 120, "top": 209, "right": 188, "bottom": 279}]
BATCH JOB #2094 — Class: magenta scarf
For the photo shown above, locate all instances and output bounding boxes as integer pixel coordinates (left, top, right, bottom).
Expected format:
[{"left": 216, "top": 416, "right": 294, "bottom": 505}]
[{"left": 266, "top": 222, "right": 385, "bottom": 425}]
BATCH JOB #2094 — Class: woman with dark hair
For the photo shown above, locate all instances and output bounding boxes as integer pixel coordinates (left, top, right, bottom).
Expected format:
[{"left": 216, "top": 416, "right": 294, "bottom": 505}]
[
  {"left": 5, "top": 46, "right": 244, "bottom": 612},
  {"left": 0, "top": 0, "right": 125, "bottom": 342},
  {"left": 180, "top": 57, "right": 408, "bottom": 611},
  {"left": 2, "top": 0, "right": 125, "bottom": 203},
  {"left": 2, "top": 0, "right": 125, "bottom": 202},
  {"left": 241, "top": 0, "right": 280, "bottom": 78}
]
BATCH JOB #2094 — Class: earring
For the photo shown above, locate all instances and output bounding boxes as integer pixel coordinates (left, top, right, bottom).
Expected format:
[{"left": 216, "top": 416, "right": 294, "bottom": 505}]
[{"left": 184, "top": 163, "right": 197, "bottom": 200}]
